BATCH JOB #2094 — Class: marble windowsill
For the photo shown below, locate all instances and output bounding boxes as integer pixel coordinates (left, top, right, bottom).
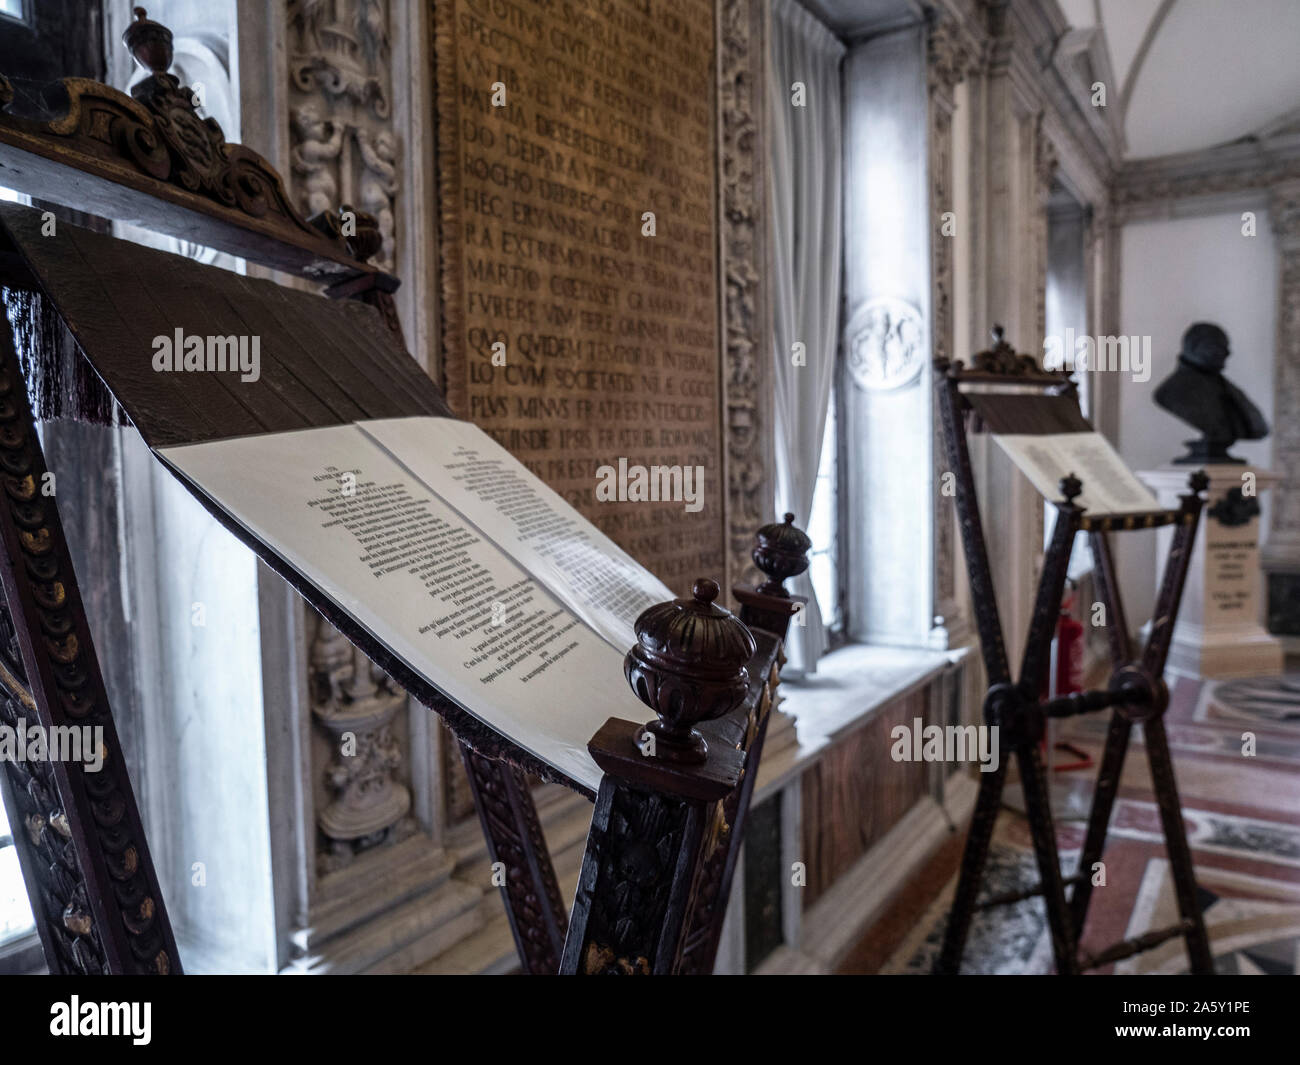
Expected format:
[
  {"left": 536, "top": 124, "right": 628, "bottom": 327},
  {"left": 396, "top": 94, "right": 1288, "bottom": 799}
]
[{"left": 754, "top": 641, "right": 970, "bottom": 798}]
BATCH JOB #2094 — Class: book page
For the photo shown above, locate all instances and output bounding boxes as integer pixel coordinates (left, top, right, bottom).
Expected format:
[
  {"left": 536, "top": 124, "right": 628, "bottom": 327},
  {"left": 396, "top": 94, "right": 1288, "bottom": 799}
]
[
  {"left": 157, "top": 425, "right": 648, "bottom": 791},
  {"left": 360, "top": 416, "right": 674, "bottom": 650},
  {"left": 993, "top": 431, "right": 1159, "bottom": 515}
]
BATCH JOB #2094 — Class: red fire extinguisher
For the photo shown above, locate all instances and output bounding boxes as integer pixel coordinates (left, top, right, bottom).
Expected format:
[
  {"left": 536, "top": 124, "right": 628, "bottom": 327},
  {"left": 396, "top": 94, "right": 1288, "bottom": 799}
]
[
  {"left": 1043, "top": 582, "right": 1093, "bottom": 772},
  {"left": 1055, "top": 585, "right": 1085, "bottom": 698}
]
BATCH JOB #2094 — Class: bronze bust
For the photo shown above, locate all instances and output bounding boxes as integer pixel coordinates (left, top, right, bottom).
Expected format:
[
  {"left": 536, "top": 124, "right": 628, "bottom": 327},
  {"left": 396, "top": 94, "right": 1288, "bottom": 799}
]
[{"left": 1154, "top": 323, "right": 1268, "bottom": 464}]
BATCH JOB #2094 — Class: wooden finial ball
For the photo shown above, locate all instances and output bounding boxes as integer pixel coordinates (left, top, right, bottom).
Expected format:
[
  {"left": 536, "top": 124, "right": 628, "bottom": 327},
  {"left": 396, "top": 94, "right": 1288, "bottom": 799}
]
[
  {"left": 624, "top": 577, "right": 757, "bottom": 764},
  {"left": 123, "top": 7, "right": 173, "bottom": 74}
]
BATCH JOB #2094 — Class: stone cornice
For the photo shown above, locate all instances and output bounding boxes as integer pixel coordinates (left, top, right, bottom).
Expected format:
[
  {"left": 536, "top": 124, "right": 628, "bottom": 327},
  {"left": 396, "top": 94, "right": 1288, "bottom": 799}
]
[
  {"left": 973, "top": 0, "right": 1120, "bottom": 188},
  {"left": 1271, "top": 179, "right": 1300, "bottom": 247},
  {"left": 1113, "top": 136, "right": 1300, "bottom": 223}
]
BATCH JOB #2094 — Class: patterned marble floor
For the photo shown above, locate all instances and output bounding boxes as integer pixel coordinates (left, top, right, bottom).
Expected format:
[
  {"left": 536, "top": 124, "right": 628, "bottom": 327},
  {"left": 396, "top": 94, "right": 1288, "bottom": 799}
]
[{"left": 880, "top": 672, "right": 1300, "bottom": 975}]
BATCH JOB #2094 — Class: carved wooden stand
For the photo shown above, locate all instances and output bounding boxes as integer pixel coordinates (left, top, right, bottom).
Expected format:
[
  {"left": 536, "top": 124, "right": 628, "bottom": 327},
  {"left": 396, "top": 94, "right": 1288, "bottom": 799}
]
[
  {"left": 467, "top": 521, "right": 807, "bottom": 976},
  {"left": 0, "top": 9, "right": 802, "bottom": 976},
  {"left": 933, "top": 330, "right": 1214, "bottom": 975},
  {"left": 560, "top": 572, "right": 793, "bottom": 976}
]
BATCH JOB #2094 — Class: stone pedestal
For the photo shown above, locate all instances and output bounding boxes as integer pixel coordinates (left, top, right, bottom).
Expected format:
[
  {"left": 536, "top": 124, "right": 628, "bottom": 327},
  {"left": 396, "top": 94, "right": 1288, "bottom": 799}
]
[{"left": 1140, "top": 465, "right": 1283, "bottom": 679}]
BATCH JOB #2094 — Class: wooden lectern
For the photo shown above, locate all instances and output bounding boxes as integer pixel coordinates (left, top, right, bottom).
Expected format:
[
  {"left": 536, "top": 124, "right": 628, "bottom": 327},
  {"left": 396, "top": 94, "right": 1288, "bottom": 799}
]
[
  {"left": 0, "top": 9, "right": 803, "bottom": 976},
  {"left": 933, "top": 328, "right": 1213, "bottom": 975}
]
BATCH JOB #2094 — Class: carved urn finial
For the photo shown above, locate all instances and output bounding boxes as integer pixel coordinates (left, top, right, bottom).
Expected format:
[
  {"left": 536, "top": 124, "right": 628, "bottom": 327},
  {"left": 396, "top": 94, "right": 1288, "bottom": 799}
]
[
  {"left": 752, "top": 513, "right": 812, "bottom": 597},
  {"left": 1059, "top": 472, "right": 1083, "bottom": 503},
  {"left": 123, "top": 8, "right": 173, "bottom": 74},
  {"left": 624, "top": 578, "right": 757, "bottom": 765}
]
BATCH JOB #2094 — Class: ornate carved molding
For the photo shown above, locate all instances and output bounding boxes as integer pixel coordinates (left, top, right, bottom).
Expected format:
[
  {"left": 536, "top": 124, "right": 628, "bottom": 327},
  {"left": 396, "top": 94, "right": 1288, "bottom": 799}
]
[
  {"left": 1267, "top": 180, "right": 1300, "bottom": 544},
  {"left": 1032, "top": 114, "right": 1057, "bottom": 355},
  {"left": 720, "top": 0, "right": 770, "bottom": 591},
  {"left": 1034, "top": 114, "right": 1059, "bottom": 197},
  {"left": 927, "top": 13, "right": 978, "bottom": 641},
  {"left": 927, "top": 16, "right": 979, "bottom": 100}
]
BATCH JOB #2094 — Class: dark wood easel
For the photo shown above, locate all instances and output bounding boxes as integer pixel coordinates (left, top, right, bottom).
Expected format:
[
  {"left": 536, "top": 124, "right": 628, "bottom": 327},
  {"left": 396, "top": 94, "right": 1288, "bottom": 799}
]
[
  {"left": 933, "top": 328, "right": 1214, "bottom": 976},
  {"left": 0, "top": 9, "right": 803, "bottom": 976}
]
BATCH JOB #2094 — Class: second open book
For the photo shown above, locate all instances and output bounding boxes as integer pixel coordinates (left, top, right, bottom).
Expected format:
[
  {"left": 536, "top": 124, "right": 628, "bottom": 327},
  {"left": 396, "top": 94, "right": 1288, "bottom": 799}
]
[{"left": 158, "top": 416, "right": 671, "bottom": 792}]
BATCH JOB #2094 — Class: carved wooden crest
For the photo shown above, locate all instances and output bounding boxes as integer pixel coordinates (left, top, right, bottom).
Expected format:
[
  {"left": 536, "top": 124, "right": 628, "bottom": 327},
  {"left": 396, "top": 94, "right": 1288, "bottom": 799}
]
[{"left": 0, "top": 8, "right": 382, "bottom": 282}]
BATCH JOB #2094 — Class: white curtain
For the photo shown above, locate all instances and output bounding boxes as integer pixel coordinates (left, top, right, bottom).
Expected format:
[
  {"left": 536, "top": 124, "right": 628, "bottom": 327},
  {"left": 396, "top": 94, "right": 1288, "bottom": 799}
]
[{"left": 768, "top": 0, "right": 844, "bottom": 672}]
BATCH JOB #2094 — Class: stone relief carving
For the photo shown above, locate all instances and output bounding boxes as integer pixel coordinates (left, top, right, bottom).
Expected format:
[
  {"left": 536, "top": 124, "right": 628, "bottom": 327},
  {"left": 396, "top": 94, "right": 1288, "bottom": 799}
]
[
  {"left": 291, "top": 103, "right": 345, "bottom": 216},
  {"left": 844, "top": 298, "right": 927, "bottom": 391},
  {"left": 287, "top": 0, "right": 399, "bottom": 271},
  {"left": 309, "top": 613, "right": 415, "bottom": 873},
  {"left": 720, "top": 0, "right": 770, "bottom": 588},
  {"left": 1268, "top": 181, "right": 1300, "bottom": 541},
  {"left": 286, "top": 1, "right": 411, "bottom": 871}
]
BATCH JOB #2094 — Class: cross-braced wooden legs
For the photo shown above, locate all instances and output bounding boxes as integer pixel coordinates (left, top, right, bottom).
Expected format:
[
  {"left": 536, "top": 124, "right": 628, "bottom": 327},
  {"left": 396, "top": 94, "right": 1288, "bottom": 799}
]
[
  {"left": 936, "top": 740, "right": 1080, "bottom": 975},
  {"left": 1017, "top": 741, "right": 1080, "bottom": 973},
  {"left": 936, "top": 756, "right": 1006, "bottom": 974},
  {"left": 1143, "top": 717, "right": 1214, "bottom": 973},
  {"left": 1067, "top": 709, "right": 1131, "bottom": 936},
  {"left": 938, "top": 479, "right": 1215, "bottom": 974},
  {"left": 1063, "top": 515, "right": 1213, "bottom": 974}
]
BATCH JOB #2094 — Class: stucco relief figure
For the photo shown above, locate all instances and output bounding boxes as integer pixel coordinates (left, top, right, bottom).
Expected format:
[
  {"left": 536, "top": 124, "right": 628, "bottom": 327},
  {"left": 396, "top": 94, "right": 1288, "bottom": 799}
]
[
  {"left": 1154, "top": 322, "right": 1269, "bottom": 464},
  {"left": 356, "top": 127, "right": 398, "bottom": 269},
  {"left": 846, "top": 298, "right": 925, "bottom": 391},
  {"left": 290, "top": 104, "right": 344, "bottom": 217}
]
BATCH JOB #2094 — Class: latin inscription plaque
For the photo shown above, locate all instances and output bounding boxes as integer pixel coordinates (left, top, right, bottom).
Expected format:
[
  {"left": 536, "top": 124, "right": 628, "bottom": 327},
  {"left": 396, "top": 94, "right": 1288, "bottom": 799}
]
[{"left": 434, "top": 0, "right": 725, "bottom": 589}]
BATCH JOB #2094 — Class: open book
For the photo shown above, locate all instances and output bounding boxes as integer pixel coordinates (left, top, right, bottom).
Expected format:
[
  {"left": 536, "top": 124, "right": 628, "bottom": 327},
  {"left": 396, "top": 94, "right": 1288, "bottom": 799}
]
[
  {"left": 961, "top": 390, "right": 1159, "bottom": 515},
  {"left": 992, "top": 431, "right": 1159, "bottom": 515},
  {"left": 158, "top": 417, "right": 672, "bottom": 791}
]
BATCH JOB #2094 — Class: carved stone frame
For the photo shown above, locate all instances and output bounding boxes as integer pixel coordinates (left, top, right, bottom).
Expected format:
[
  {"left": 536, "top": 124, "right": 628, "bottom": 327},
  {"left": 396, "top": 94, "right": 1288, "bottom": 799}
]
[{"left": 719, "top": 0, "right": 772, "bottom": 592}]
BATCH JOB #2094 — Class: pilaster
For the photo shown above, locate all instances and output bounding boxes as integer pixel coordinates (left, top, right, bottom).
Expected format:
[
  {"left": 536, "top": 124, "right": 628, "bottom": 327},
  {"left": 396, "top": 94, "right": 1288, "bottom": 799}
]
[{"left": 1261, "top": 180, "right": 1300, "bottom": 642}]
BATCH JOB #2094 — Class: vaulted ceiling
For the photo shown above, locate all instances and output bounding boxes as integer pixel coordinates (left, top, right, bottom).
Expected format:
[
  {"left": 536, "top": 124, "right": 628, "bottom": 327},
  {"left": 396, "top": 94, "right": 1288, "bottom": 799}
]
[{"left": 1058, "top": 0, "right": 1300, "bottom": 159}]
